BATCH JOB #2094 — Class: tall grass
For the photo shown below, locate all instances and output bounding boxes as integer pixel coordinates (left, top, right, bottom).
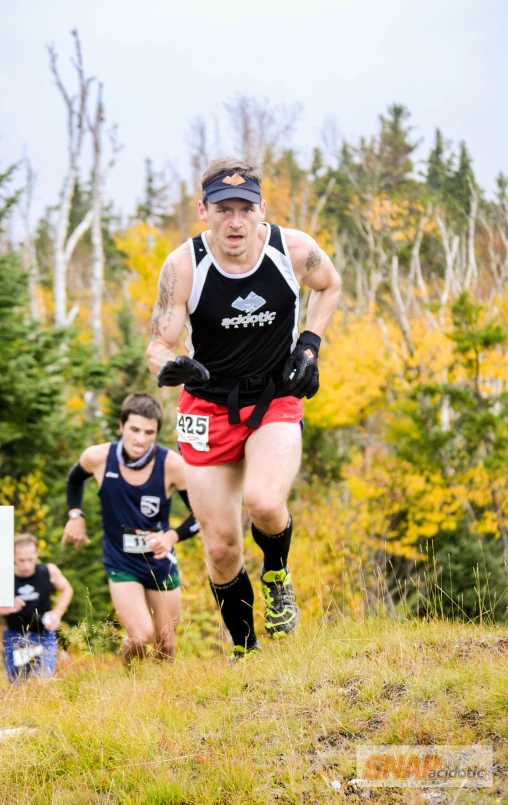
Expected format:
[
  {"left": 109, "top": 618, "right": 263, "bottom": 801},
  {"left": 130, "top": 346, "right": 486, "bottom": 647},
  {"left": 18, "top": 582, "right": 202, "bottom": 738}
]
[{"left": 1, "top": 594, "right": 507, "bottom": 804}]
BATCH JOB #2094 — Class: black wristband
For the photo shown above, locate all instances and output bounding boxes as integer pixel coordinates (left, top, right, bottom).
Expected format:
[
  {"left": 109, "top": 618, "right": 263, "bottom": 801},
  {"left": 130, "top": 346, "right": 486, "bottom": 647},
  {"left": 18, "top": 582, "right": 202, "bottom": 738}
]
[
  {"left": 299, "top": 330, "right": 321, "bottom": 356},
  {"left": 66, "top": 462, "right": 93, "bottom": 511}
]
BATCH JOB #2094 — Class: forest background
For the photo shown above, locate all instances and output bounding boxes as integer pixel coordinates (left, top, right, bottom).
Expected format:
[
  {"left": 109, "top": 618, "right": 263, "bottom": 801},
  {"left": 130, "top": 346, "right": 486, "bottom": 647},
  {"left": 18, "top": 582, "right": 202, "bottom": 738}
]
[{"left": 1, "top": 30, "right": 508, "bottom": 656}]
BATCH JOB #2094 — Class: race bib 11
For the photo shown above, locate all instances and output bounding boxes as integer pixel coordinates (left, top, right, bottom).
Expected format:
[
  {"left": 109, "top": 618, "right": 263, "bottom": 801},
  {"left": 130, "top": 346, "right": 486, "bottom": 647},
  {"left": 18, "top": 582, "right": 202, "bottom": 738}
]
[
  {"left": 176, "top": 411, "right": 210, "bottom": 452},
  {"left": 122, "top": 532, "right": 154, "bottom": 554}
]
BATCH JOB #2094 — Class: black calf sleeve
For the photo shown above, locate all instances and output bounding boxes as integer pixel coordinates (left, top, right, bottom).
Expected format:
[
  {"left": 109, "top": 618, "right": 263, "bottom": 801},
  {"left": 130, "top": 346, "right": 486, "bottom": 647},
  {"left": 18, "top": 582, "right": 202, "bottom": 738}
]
[
  {"left": 251, "top": 512, "right": 293, "bottom": 573},
  {"left": 209, "top": 567, "right": 257, "bottom": 649}
]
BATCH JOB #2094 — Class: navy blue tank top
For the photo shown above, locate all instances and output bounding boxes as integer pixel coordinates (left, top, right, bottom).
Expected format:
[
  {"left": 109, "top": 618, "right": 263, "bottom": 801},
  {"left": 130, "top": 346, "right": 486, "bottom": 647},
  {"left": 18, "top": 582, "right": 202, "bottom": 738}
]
[{"left": 99, "top": 443, "right": 172, "bottom": 582}]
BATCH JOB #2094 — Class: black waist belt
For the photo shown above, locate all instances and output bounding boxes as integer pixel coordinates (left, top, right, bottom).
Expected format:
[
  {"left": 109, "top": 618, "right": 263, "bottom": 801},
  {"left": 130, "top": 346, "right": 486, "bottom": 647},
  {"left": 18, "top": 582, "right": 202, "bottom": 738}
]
[{"left": 214, "top": 374, "right": 278, "bottom": 429}]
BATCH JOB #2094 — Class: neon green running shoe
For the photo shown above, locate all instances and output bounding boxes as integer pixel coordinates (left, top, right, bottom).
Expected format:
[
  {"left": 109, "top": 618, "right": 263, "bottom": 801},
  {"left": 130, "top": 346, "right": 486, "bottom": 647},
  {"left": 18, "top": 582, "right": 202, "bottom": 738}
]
[
  {"left": 229, "top": 641, "right": 261, "bottom": 663},
  {"left": 260, "top": 566, "right": 300, "bottom": 637}
]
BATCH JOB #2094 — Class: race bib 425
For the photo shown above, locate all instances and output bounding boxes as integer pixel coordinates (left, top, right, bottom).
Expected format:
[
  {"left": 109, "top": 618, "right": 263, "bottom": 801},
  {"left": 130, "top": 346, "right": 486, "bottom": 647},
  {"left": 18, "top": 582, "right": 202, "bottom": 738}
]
[{"left": 176, "top": 411, "right": 210, "bottom": 452}]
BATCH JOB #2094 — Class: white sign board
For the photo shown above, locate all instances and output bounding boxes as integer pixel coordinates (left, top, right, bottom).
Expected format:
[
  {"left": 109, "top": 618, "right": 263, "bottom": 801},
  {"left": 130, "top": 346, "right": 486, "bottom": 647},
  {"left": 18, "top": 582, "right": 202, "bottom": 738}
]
[{"left": 0, "top": 507, "right": 14, "bottom": 607}]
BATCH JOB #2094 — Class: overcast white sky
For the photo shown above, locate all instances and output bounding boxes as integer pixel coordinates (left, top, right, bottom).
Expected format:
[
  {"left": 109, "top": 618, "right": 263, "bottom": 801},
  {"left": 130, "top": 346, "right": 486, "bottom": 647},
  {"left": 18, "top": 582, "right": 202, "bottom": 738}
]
[{"left": 1, "top": 0, "right": 507, "bottom": 230}]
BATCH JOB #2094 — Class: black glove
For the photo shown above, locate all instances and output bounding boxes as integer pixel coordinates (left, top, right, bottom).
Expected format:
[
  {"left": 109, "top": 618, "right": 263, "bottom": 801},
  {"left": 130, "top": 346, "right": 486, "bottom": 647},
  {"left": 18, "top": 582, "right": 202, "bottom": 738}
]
[
  {"left": 157, "top": 356, "right": 210, "bottom": 387},
  {"left": 282, "top": 331, "right": 321, "bottom": 399}
]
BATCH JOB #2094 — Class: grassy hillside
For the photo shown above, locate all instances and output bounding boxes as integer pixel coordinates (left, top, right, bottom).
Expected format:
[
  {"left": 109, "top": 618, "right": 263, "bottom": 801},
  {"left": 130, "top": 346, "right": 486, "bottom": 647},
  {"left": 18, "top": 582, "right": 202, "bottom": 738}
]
[{"left": 0, "top": 618, "right": 507, "bottom": 805}]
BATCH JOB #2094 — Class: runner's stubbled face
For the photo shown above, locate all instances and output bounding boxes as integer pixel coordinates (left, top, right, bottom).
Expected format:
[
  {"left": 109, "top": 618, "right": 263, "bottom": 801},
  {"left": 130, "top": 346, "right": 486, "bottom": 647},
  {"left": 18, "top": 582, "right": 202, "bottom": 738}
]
[
  {"left": 14, "top": 544, "right": 38, "bottom": 578},
  {"left": 198, "top": 197, "right": 266, "bottom": 259},
  {"left": 119, "top": 414, "right": 158, "bottom": 461}
]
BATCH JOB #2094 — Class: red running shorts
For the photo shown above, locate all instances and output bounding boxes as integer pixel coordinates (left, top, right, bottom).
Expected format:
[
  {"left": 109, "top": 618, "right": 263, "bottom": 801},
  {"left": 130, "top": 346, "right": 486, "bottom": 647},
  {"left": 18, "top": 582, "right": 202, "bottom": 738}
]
[{"left": 176, "top": 388, "right": 304, "bottom": 466}]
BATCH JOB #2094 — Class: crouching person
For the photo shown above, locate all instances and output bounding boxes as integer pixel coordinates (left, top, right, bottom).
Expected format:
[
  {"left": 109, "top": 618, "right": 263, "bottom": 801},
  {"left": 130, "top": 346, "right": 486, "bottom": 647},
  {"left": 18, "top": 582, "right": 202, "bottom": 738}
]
[{"left": 0, "top": 534, "right": 73, "bottom": 683}]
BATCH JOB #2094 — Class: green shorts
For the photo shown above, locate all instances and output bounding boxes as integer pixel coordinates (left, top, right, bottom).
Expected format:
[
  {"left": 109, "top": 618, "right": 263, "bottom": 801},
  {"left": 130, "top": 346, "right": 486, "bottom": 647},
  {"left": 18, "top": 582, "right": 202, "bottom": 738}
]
[{"left": 107, "top": 566, "right": 181, "bottom": 591}]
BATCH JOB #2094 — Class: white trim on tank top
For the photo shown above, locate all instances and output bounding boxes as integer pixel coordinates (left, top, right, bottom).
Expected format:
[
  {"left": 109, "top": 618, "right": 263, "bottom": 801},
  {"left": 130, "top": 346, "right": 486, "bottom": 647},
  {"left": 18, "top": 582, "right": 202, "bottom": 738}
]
[
  {"left": 185, "top": 222, "right": 301, "bottom": 356},
  {"left": 200, "top": 222, "right": 271, "bottom": 279},
  {"left": 186, "top": 242, "right": 212, "bottom": 316}
]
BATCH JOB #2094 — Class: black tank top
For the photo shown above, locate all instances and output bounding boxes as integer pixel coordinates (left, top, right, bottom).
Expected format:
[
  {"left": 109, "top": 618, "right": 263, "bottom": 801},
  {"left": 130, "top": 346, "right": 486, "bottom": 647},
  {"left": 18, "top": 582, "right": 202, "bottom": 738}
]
[
  {"left": 6, "top": 564, "right": 54, "bottom": 633},
  {"left": 184, "top": 223, "right": 300, "bottom": 406}
]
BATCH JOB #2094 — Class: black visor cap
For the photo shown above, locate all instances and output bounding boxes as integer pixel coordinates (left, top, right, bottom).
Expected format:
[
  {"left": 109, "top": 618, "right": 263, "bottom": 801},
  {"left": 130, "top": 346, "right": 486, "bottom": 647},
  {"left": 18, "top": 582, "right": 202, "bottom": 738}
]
[{"left": 203, "top": 173, "right": 262, "bottom": 205}]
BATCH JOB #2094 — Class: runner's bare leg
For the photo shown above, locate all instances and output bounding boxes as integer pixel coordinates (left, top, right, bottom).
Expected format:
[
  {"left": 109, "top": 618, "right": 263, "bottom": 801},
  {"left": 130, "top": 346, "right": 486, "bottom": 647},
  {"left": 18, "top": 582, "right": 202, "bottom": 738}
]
[
  {"left": 145, "top": 587, "right": 181, "bottom": 660},
  {"left": 183, "top": 462, "right": 245, "bottom": 583},
  {"left": 243, "top": 422, "right": 302, "bottom": 531},
  {"left": 108, "top": 580, "right": 154, "bottom": 664}
]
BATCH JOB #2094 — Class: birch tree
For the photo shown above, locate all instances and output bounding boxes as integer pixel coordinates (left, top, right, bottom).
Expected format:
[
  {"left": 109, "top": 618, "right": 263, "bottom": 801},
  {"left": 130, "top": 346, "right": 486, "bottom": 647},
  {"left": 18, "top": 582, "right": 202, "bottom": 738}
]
[
  {"left": 21, "top": 158, "right": 43, "bottom": 322},
  {"left": 48, "top": 29, "right": 93, "bottom": 325},
  {"left": 89, "top": 83, "right": 105, "bottom": 346},
  {"left": 223, "top": 94, "right": 301, "bottom": 165}
]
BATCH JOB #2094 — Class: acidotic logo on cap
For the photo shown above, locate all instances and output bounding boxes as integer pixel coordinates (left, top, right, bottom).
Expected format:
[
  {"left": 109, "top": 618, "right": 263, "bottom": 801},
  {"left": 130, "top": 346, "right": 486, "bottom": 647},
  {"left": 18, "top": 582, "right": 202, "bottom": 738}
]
[{"left": 221, "top": 174, "right": 246, "bottom": 186}]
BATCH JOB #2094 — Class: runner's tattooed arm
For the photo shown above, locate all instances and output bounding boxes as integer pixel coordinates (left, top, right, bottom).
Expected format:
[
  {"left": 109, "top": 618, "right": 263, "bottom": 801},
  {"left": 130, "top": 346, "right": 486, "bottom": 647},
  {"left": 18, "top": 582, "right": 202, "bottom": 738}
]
[
  {"left": 284, "top": 229, "right": 342, "bottom": 338},
  {"left": 146, "top": 243, "right": 194, "bottom": 375}
]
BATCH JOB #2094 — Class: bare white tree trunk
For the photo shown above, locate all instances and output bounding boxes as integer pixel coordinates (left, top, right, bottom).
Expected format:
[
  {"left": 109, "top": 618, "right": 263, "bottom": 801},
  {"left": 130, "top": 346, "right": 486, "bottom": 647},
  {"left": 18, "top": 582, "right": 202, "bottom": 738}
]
[
  {"left": 481, "top": 216, "right": 506, "bottom": 294},
  {"left": 21, "top": 158, "right": 43, "bottom": 322},
  {"left": 89, "top": 83, "right": 105, "bottom": 347},
  {"left": 48, "top": 29, "right": 93, "bottom": 325},
  {"left": 440, "top": 394, "right": 451, "bottom": 432},
  {"left": 498, "top": 226, "right": 508, "bottom": 287},
  {"left": 465, "top": 181, "right": 478, "bottom": 290},
  {"left": 436, "top": 213, "right": 460, "bottom": 320},
  {"left": 297, "top": 181, "right": 309, "bottom": 231},
  {"left": 410, "top": 206, "right": 439, "bottom": 330},
  {"left": 188, "top": 116, "right": 209, "bottom": 188},
  {"left": 391, "top": 254, "right": 416, "bottom": 356},
  {"left": 223, "top": 94, "right": 301, "bottom": 165},
  {"left": 332, "top": 230, "right": 349, "bottom": 323},
  {"left": 309, "top": 177, "right": 336, "bottom": 235}
]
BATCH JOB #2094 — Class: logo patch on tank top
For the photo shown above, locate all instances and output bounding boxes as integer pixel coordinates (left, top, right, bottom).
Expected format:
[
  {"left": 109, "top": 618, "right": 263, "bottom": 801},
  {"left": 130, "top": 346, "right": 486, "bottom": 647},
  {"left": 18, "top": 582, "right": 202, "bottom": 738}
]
[
  {"left": 231, "top": 292, "right": 266, "bottom": 313},
  {"left": 222, "top": 292, "right": 276, "bottom": 329},
  {"left": 17, "top": 584, "right": 39, "bottom": 602},
  {"left": 140, "top": 496, "right": 161, "bottom": 517}
]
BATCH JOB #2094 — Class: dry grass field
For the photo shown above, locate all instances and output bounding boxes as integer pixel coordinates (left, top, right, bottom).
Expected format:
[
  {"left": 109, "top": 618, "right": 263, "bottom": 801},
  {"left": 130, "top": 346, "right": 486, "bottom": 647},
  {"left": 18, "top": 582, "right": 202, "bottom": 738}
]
[{"left": 0, "top": 618, "right": 507, "bottom": 805}]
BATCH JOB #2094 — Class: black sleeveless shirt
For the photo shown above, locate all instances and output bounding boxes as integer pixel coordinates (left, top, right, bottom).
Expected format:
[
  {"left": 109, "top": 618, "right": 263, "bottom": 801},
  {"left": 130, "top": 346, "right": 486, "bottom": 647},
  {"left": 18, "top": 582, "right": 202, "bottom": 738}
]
[
  {"left": 184, "top": 223, "right": 300, "bottom": 407},
  {"left": 6, "top": 564, "right": 54, "bottom": 633}
]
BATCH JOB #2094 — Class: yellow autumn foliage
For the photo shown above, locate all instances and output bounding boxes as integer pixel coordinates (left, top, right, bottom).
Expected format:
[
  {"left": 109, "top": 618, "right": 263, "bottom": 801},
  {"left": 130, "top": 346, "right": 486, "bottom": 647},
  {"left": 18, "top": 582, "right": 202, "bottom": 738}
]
[
  {"left": 0, "top": 472, "right": 49, "bottom": 538},
  {"left": 114, "top": 224, "right": 179, "bottom": 333},
  {"left": 304, "top": 310, "right": 400, "bottom": 428}
]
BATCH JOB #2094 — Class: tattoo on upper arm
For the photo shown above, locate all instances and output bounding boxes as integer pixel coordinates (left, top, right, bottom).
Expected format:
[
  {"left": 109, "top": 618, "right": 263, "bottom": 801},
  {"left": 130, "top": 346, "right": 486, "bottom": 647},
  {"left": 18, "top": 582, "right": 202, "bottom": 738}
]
[
  {"left": 151, "top": 260, "right": 178, "bottom": 340},
  {"left": 306, "top": 247, "right": 322, "bottom": 272}
]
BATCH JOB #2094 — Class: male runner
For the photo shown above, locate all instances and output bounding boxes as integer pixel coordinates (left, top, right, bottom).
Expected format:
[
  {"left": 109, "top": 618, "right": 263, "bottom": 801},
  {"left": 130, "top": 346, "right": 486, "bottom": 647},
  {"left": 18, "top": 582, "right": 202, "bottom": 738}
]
[
  {"left": 62, "top": 392, "right": 199, "bottom": 663},
  {"left": 146, "top": 158, "right": 341, "bottom": 659},
  {"left": 1, "top": 533, "right": 73, "bottom": 683}
]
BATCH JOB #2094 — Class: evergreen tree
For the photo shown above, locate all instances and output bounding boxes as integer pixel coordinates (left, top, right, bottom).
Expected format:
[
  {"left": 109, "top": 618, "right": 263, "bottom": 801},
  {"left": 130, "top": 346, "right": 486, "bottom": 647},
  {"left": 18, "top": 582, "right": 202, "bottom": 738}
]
[
  {"left": 377, "top": 104, "right": 419, "bottom": 189},
  {"left": 427, "top": 128, "right": 450, "bottom": 192},
  {"left": 495, "top": 172, "right": 508, "bottom": 223},
  {"left": 447, "top": 141, "right": 475, "bottom": 216},
  {"left": 389, "top": 293, "right": 508, "bottom": 615},
  {"left": 407, "top": 525, "right": 507, "bottom": 621},
  {"left": 275, "top": 149, "right": 305, "bottom": 192},
  {"left": 101, "top": 303, "right": 155, "bottom": 438},
  {"left": 136, "top": 158, "right": 169, "bottom": 225},
  {"left": 0, "top": 257, "right": 70, "bottom": 477},
  {"left": 496, "top": 172, "right": 508, "bottom": 205},
  {"left": 0, "top": 163, "right": 22, "bottom": 230}
]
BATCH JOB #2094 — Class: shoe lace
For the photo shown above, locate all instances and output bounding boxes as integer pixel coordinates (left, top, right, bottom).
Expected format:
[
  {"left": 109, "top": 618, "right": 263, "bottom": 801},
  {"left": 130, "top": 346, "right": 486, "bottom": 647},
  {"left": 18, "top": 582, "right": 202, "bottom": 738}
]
[{"left": 265, "top": 577, "right": 293, "bottom": 614}]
